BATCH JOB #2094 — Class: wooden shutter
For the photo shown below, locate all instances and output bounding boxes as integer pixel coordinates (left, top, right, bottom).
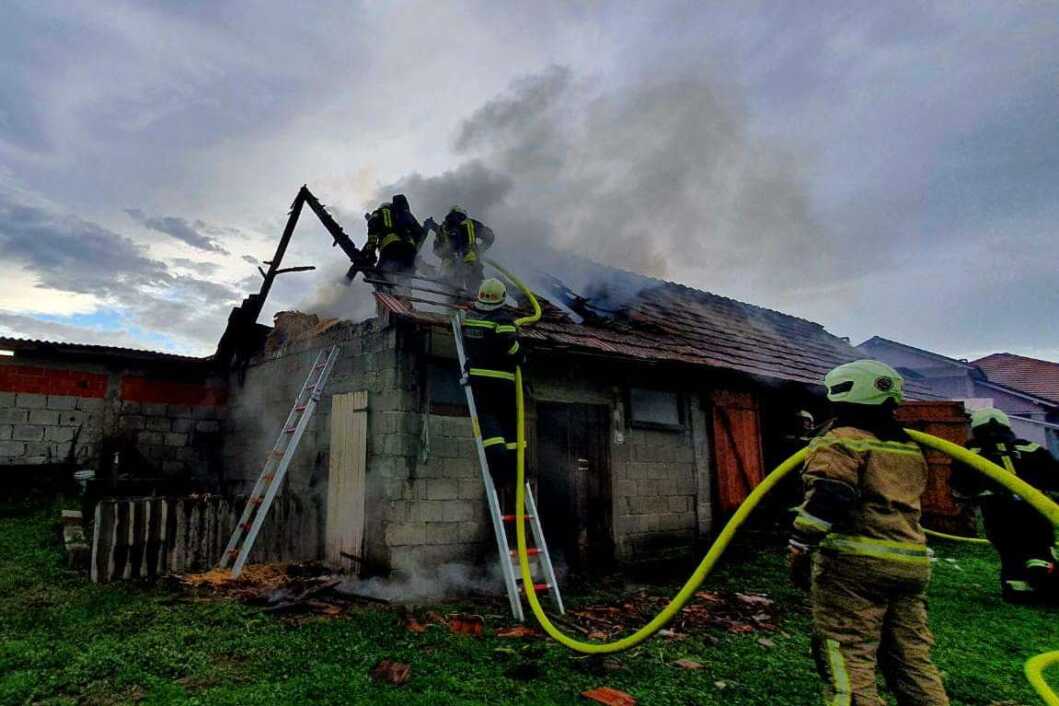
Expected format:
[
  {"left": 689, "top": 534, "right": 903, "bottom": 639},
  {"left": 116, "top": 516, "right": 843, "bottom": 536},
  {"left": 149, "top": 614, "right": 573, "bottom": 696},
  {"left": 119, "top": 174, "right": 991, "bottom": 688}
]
[
  {"left": 326, "top": 391, "right": 369, "bottom": 572},
  {"left": 710, "top": 390, "right": 765, "bottom": 513}
]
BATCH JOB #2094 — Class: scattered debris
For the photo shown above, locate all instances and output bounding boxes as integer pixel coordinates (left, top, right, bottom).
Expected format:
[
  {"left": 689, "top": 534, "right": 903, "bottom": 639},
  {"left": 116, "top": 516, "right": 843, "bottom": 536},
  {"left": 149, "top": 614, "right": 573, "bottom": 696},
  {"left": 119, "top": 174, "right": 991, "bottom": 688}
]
[
  {"left": 176, "top": 563, "right": 391, "bottom": 617},
  {"left": 757, "top": 637, "right": 776, "bottom": 649},
  {"left": 581, "top": 686, "right": 637, "bottom": 706},
  {"left": 447, "top": 613, "right": 484, "bottom": 637},
  {"left": 371, "top": 660, "right": 411, "bottom": 686},
  {"left": 496, "top": 625, "right": 541, "bottom": 639},
  {"left": 674, "top": 659, "right": 703, "bottom": 670},
  {"left": 564, "top": 589, "right": 780, "bottom": 640}
]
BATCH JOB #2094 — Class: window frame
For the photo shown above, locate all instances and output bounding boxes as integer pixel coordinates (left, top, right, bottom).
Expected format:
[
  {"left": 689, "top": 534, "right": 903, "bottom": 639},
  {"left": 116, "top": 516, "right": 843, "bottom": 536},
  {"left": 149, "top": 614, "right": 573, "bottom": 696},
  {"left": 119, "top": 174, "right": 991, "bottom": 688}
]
[{"left": 627, "top": 386, "right": 685, "bottom": 431}]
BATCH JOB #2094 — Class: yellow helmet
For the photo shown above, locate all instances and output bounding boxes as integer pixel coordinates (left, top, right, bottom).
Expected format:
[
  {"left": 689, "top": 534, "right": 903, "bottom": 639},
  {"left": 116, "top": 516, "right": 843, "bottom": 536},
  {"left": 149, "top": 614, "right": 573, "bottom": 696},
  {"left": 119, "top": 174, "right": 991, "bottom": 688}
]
[
  {"left": 475, "top": 278, "right": 507, "bottom": 311},
  {"left": 970, "top": 407, "right": 1010, "bottom": 430},
  {"left": 823, "top": 359, "right": 904, "bottom": 406}
]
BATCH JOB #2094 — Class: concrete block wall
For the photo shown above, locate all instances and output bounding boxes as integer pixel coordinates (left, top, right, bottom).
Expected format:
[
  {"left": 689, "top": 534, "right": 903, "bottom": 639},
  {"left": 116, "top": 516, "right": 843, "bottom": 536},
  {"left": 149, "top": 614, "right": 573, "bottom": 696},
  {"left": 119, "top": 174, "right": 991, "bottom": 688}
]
[
  {"left": 610, "top": 424, "right": 699, "bottom": 561},
  {"left": 0, "top": 391, "right": 103, "bottom": 464},
  {"left": 0, "top": 360, "right": 225, "bottom": 481}
]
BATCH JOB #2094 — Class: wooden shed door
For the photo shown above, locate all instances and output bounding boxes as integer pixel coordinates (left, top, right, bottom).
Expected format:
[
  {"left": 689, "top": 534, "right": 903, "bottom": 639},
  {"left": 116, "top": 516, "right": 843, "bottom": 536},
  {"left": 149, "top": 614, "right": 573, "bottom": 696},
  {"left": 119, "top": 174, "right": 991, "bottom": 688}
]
[
  {"left": 326, "top": 391, "right": 368, "bottom": 573},
  {"left": 711, "top": 390, "right": 765, "bottom": 513},
  {"left": 537, "top": 403, "right": 613, "bottom": 570}
]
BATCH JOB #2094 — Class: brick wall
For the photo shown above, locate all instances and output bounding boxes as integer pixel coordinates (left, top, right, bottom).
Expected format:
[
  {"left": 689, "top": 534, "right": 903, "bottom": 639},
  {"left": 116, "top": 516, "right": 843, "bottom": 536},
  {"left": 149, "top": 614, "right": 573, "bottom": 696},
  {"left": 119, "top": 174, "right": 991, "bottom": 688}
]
[{"left": 0, "top": 358, "right": 225, "bottom": 486}]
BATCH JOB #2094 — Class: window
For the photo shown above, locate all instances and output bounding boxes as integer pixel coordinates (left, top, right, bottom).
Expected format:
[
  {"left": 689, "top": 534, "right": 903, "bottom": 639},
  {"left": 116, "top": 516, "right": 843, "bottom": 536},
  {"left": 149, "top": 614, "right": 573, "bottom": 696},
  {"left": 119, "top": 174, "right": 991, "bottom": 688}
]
[
  {"left": 628, "top": 387, "right": 683, "bottom": 430},
  {"left": 429, "top": 358, "right": 468, "bottom": 416}
]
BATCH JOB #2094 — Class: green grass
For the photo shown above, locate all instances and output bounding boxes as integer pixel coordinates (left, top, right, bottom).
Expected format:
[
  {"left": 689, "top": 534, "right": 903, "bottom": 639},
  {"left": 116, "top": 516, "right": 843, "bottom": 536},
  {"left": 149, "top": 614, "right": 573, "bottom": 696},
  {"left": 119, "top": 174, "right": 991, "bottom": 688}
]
[{"left": 1, "top": 500, "right": 1056, "bottom": 705}]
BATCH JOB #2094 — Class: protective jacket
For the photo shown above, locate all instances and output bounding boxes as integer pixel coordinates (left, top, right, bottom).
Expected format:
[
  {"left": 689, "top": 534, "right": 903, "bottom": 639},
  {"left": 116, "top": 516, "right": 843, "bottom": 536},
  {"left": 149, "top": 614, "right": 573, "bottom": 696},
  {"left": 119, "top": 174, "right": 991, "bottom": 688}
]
[
  {"left": 794, "top": 426, "right": 931, "bottom": 570},
  {"left": 365, "top": 203, "right": 423, "bottom": 266},
  {"left": 461, "top": 308, "right": 523, "bottom": 488},
  {"left": 435, "top": 217, "right": 495, "bottom": 265},
  {"left": 952, "top": 437, "right": 1059, "bottom": 597}
]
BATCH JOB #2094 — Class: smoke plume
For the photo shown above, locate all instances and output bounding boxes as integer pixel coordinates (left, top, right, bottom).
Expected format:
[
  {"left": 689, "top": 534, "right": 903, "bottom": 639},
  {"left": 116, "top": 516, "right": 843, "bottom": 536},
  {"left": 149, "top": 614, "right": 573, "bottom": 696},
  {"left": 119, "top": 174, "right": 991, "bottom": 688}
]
[{"left": 372, "top": 65, "right": 827, "bottom": 301}]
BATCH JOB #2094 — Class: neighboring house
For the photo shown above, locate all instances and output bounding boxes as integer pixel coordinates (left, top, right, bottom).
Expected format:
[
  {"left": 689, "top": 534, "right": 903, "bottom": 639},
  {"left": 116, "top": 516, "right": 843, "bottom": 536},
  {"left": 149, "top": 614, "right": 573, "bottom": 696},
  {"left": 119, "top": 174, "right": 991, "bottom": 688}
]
[{"left": 859, "top": 337, "right": 1059, "bottom": 453}]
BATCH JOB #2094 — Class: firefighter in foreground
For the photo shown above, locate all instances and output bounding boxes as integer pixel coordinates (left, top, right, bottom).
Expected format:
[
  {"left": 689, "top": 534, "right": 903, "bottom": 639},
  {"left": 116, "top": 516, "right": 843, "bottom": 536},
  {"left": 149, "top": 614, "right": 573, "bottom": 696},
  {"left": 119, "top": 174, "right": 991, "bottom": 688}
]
[
  {"left": 952, "top": 407, "right": 1059, "bottom": 602},
  {"left": 361, "top": 194, "right": 425, "bottom": 276},
  {"left": 431, "top": 206, "right": 495, "bottom": 292},
  {"left": 460, "top": 277, "right": 522, "bottom": 502},
  {"left": 789, "top": 360, "right": 949, "bottom": 705}
]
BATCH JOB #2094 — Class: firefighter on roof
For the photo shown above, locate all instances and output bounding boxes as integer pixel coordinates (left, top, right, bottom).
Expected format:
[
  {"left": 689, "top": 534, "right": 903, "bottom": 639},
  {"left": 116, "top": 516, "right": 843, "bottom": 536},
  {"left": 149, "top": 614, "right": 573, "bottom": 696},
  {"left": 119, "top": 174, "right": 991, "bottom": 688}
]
[
  {"left": 433, "top": 206, "right": 495, "bottom": 292},
  {"left": 789, "top": 359, "right": 949, "bottom": 705},
  {"left": 362, "top": 194, "right": 425, "bottom": 276},
  {"left": 951, "top": 407, "right": 1059, "bottom": 602},
  {"left": 461, "top": 278, "right": 522, "bottom": 501}
]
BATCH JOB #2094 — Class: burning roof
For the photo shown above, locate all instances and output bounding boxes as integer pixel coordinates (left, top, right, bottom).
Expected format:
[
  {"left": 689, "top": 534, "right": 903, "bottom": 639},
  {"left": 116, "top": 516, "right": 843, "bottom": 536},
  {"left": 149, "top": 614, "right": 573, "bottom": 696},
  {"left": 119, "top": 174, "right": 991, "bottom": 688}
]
[{"left": 378, "top": 258, "right": 871, "bottom": 389}]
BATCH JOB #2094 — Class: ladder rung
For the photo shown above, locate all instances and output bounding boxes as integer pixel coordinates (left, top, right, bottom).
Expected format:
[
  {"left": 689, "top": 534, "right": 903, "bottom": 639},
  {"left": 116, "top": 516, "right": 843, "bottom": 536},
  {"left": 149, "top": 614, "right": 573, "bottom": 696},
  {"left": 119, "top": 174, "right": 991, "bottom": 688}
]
[
  {"left": 251, "top": 497, "right": 264, "bottom": 506},
  {"left": 272, "top": 449, "right": 285, "bottom": 457},
  {"left": 501, "top": 514, "right": 534, "bottom": 522},
  {"left": 519, "top": 582, "right": 550, "bottom": 593},
  {"left": 511, "top": 548, "right": 541, "bottom": 556},
  {"left": 294, "top": 404, "right": 307, "bottom": 412},
  {"left": 240, "top": 522, "right": 252, "bottom": 531},
  {"left": 284, "top": 426, "right": 297, "bottom": 433}
]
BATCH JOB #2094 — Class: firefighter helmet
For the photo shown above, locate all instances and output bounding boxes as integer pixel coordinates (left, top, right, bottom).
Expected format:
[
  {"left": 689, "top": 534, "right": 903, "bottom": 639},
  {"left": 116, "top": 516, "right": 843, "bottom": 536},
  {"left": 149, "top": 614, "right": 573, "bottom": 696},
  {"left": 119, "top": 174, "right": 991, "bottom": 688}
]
[
  {"left": 970, "top": 407, "right": 1011, "bottom": 430},
  {"left": 475, "top": 278, "right": 507, "bottom": 311},
  {"left": 823, "top": 359, "right": 904, "bottom": 406}
]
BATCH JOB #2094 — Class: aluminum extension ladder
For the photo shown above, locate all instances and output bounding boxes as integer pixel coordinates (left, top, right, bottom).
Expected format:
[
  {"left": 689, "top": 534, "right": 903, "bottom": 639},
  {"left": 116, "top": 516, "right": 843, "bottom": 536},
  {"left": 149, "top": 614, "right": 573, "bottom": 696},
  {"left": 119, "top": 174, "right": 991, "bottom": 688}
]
[
  {"left": 450, "top": 314, "right": 564, "bottom": 621},
  {"left": 219, "top": 345, "right": 340, "bottom": 577}
]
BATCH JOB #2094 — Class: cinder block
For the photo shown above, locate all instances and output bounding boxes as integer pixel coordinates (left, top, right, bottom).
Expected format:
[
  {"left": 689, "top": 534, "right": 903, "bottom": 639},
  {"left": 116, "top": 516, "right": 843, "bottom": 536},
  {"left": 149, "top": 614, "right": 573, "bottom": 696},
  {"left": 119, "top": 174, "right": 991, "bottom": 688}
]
[
  {"left": 171, "top": 418, "right": 194, "bottom": 433},
  {"left": 615, "top": 480, "right": 637, "bottom": 498},
  {"left": 138, "top": 431, "right": 164, "bottom": 446},
  {"left": 168, "top": 405, "right": 192, "bottom": 417},
  {"left": 143, "top": 403, "right": 167, "bottom": 417},
  {"left": 195, "top": 420, "right": 220, "bottom": 433},
  {"left": 0, "top": 392, "right": 15, "bottom": 407},
  {"left": 146, "top": 417, "right": 170, "bottom": 432},
  {"left": 58, "top": 411, "right": 85, "bottom": 427},
  {"left": 119, "top": 415, "right": 145, "bottom": 431},
  {"left": 46, "top": 396, "right": 78, "bottom": 411},
  {"left": 12, "top": 425, "right": 44, "bottom": 441},
  {"left": 0, "top": 426, "right": 9, "bottom": 440},
  {"left": 0, "top": 408, "right": 27, "bottom": 425},
  {"left": 458, "top": 479, "right": 483, "bottom": 500},
  {"left": 16, "top": 393, "right": 46, "bottom": 409},
  {"left": 28, "top": 409, "right": 59, "bottom": 426},
  {"left": 164, "top": 433, "right": 187, "bottom": 447},
  {"left": 426, "top": 479, "right": 459, "bottom": 500},
  {"left": 668, "top": 496, "right": 692, "bottom": 513},
  {"left": 416, "top": 500, "right": 446, "bottom": 522},
  {"left": 45, "top": 427, "right": 77, "bottom": 443},
  {"left": 424, "top": 521, "right": 461, "bottom": 545},
  {"left": 0, "top": 441, "right": 26, "bottom": 456},
  {"left": 162, "top": 460, "right": 185, "bottom": 474},
  {"left": 77, "top": 398, "right": 105, "bottom": 413},
  {"left": 442, "top": 500, "right": 473, "bottom": 523},
  {"left": 191, "top": 405, "right": 218, "bottom": 420},
  {"left": 385, "top": 522, "right": 426, "bottom": 547}
]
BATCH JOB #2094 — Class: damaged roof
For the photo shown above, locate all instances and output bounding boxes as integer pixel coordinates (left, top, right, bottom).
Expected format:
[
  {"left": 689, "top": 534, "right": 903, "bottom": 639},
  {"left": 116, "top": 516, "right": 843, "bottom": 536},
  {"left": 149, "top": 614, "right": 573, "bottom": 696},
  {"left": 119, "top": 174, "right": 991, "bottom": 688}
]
[
  {"left": 378, "top": 261, "right": 887, "bottom": 390},
  {"left": 973, "top": 352, "right": 1059, "bottom": 406}
]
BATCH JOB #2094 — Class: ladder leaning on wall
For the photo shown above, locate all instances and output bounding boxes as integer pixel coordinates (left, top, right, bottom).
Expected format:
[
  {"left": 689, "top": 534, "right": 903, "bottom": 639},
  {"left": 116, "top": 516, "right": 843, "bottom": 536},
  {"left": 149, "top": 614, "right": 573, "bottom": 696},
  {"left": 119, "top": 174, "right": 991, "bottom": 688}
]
[
  {"left": 219, "top": 344, "right": 341, "bottom": 578},
  {"left": 450, "top": 313, "right": 564, "bottom": 621}
]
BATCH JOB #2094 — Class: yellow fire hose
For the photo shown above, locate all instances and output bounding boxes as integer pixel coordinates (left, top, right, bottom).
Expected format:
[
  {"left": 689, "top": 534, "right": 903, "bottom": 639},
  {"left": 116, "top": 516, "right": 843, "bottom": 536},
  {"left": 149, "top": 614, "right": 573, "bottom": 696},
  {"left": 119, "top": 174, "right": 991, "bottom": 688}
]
[
  {"left": 485, "top": 259, "right": 1059, "bottom": 703},
  {"left": 924, "top": 527, "right": 991, "bottom": 545}
]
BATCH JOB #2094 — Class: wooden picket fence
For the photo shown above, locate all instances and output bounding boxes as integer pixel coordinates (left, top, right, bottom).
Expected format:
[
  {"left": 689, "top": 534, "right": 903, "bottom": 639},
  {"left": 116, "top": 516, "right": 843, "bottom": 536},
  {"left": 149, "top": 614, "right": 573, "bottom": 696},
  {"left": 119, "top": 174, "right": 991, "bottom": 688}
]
[{"left": 90, "top": 494, "right": 321, "bottom": 583}]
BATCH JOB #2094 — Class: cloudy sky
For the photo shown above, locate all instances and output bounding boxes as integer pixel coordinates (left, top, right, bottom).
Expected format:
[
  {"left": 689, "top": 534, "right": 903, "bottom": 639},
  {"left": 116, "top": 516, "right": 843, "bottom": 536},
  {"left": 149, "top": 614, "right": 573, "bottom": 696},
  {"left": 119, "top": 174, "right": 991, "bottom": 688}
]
[{"left": 1, "top": 1, "right": 1056, "bottom": 360}]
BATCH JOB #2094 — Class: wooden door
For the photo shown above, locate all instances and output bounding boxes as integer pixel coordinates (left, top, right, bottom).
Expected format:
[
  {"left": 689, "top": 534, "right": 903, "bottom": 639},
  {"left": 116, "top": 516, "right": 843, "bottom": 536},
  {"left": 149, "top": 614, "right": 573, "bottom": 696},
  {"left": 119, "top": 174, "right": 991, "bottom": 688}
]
[
  {"left": 536, "top": 403, "right": 613, "bottom": 570},
  {"left": 326, "top": 391, "right": 368, "bottom": 572},
  {"left": 711, "top": 390, "right": 765, "bottom": 513}
]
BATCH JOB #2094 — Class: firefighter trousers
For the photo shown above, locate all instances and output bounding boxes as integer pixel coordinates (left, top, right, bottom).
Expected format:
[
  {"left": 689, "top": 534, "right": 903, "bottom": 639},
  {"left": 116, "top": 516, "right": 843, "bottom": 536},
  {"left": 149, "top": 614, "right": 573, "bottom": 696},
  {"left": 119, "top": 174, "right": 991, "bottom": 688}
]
[{"left": 811, "top": 553, "right": 949, "bottom": 706}]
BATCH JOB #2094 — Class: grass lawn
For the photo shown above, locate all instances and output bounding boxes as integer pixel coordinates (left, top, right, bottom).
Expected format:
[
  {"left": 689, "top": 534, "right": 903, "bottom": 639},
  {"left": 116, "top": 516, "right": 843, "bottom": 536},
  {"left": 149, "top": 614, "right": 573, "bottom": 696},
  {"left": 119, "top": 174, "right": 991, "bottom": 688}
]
[{"left": 1, "top": 500, "right": 1057, "bottom": 705}]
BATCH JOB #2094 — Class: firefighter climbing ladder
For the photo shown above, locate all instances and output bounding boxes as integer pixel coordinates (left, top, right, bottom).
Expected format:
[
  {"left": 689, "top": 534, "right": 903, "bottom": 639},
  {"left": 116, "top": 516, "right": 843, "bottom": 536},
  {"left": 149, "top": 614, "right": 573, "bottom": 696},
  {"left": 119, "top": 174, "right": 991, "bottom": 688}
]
[
  {"left": 450, "top": 314, "right": 564, "bottom": 621},
  {"left": 219, "top": 345, "right": 341, "bottom": 578}
]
